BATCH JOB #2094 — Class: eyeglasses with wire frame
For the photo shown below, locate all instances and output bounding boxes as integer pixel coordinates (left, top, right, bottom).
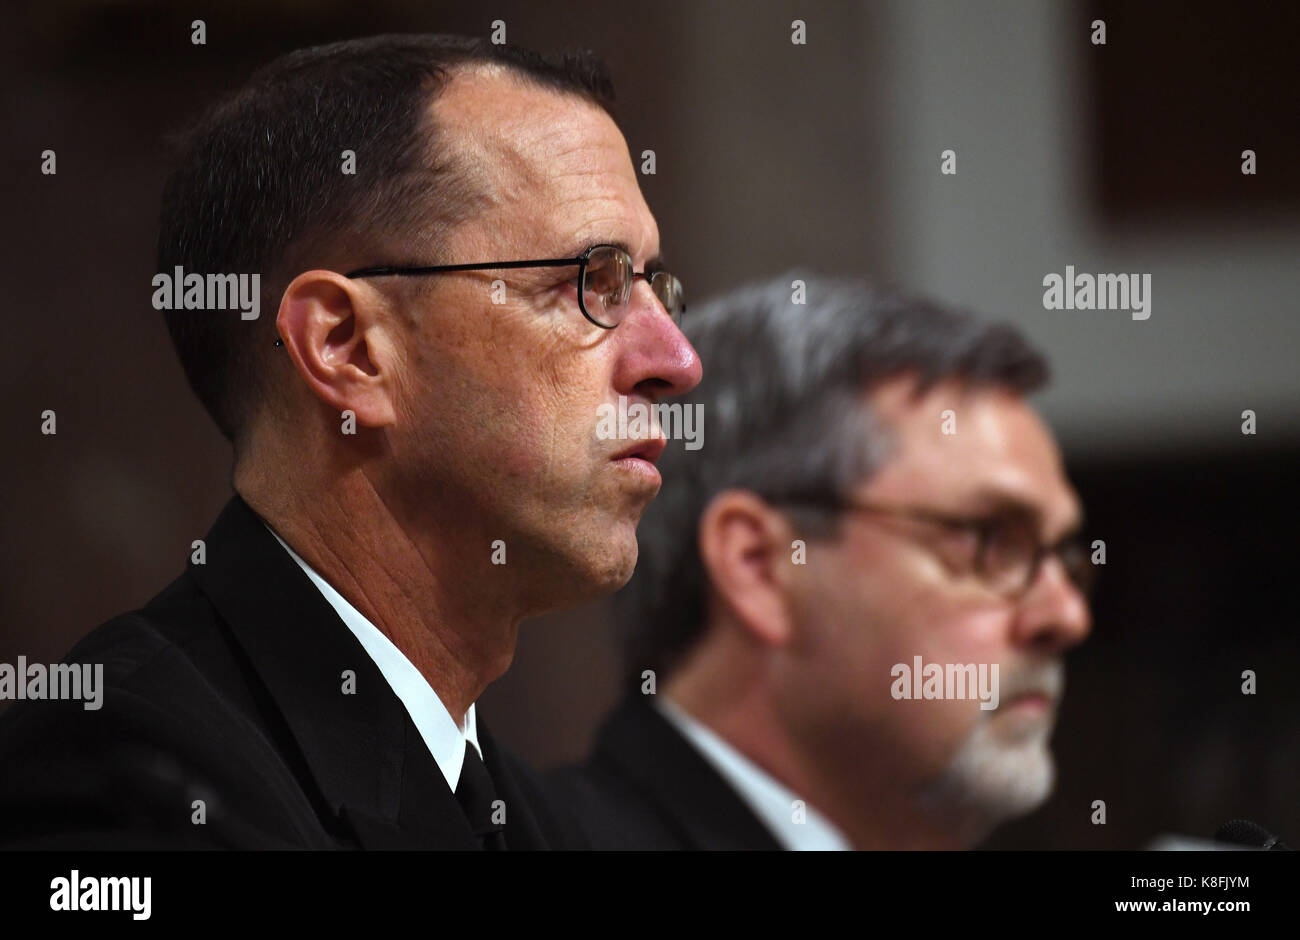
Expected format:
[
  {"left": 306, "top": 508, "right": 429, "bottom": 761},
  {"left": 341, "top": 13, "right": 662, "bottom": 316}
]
[
  {"left": 358, "top": 242, "right": 685, "bottom": 324},
  {"left": 781, "top": 497, "right": 1095, "bottom": 599},
  {"left": 273, "top": 244, "right": 684, "bottom": 347}
]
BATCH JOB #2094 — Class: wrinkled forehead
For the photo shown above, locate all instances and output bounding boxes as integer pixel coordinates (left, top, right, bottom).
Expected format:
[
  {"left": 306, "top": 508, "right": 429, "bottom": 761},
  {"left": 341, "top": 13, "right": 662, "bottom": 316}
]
[
  {"left": 429, "top": 66, "right": 658, "bottom": 259},
  {"left": 863, "top": 375, "right": 1081, "bottom": 533}
]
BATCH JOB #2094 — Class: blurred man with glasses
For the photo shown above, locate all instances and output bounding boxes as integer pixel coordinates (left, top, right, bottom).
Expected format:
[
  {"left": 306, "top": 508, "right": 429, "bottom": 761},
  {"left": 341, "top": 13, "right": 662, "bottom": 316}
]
[
  {"left": 549, "top": 275, "right": 1092, "bottom": 850},
  {"left": 0, "top": 35, "right": 698, "bottom": 849}
]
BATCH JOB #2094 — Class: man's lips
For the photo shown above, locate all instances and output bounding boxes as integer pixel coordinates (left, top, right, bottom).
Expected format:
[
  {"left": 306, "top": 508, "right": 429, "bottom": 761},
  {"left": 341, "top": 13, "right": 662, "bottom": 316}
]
[
  {"left": 1001, "top": 691, "right": 1055, "bottom": 711},
  {"left": 610, "top": 437, "right": 666, "bottom": 490},
  {"left": 611, "top": 437, "right": 667, "bottom": 465}
]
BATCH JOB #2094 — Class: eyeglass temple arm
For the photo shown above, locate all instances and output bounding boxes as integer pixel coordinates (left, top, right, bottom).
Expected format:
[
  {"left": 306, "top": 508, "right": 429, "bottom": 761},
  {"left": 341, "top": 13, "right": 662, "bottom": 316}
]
[{"left": 344, "top": 257, "right": 585, "bottom": 279}]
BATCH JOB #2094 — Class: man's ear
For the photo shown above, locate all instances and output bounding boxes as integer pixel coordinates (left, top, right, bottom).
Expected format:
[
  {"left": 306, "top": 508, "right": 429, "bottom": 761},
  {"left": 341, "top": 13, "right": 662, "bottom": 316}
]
[
  {"left": 697, "top": 490, "right": 799, "bottom": 648},
  {"left": 275, "top": 270, "right": 398, "bottom": 428}
]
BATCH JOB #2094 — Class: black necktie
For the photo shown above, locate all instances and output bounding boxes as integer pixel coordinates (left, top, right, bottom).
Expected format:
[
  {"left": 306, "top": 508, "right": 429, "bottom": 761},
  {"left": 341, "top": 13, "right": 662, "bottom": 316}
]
[{"left": 455, "top": 745, "right": 507, "bottom": 850}]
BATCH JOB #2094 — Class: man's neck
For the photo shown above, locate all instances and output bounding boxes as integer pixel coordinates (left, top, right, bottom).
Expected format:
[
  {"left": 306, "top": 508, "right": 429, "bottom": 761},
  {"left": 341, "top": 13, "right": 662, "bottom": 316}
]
[
  {"left": 666, "top": 636, "right": 982, "bottom": 850},
  {"left": 237, "top": 470, "right": 521, "bottom": 722}
]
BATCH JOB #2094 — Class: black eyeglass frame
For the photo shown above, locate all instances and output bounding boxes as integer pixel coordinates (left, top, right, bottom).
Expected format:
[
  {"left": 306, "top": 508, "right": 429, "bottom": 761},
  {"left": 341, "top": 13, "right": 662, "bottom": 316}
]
[
  {"left": 272, "top": 245, "right": 682, "bottom": 347},
  {"left": 776, "top": 497, "right": 1094, "bottom": 599},
  {"left": 361, "top": 243, "right": 682, "bottom": 322}
]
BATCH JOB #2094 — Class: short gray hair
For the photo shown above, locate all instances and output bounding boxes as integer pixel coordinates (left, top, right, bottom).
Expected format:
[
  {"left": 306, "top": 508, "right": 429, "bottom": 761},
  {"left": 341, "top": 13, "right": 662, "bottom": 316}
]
[{"left": 618, "top": 273, "right": 1050, "bottom": 684}]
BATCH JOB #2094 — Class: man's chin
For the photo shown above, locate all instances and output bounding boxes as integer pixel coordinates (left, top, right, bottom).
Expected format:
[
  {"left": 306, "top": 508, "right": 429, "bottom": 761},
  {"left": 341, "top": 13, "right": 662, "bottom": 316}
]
[
  {"left": 589, "top": 531, "right": 639, "bottom": 594},
  {"left": 533, "top": 529, "right": 638, "bottom": 611},
  {"left": 919, "top": 721, "right": 1057, "bottom": 837}
]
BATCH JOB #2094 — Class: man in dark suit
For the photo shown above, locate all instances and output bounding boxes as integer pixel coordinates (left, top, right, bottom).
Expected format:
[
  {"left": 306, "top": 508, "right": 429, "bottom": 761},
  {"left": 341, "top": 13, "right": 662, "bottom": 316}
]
[
  {"left": 551, "top": 276, "right": 1093, "bottom": 849},
  {"left": 0, "top": 34, "right": 700, "bottom": 850}
]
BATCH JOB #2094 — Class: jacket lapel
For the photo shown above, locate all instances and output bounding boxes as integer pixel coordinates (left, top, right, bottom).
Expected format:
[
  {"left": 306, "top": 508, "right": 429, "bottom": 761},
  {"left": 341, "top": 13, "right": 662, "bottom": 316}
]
[
  {"left": 595, "top": 696, "right": 785, "bottom": 850},
  {"left": 189, "top": 495, "right": 480, "bottom": 850},
  {"left": 477, "top": 724, "right": 550, "bottom": 850}
]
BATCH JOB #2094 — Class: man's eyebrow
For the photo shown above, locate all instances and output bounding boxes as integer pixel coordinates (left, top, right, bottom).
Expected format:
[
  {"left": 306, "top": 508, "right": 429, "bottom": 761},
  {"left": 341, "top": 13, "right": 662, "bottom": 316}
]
[
  {"left": 566, "top": 239, "right": 666, "bottom": 270},
  {"left": 963, "top": 485, "right": 1084, "bottom": 538}
]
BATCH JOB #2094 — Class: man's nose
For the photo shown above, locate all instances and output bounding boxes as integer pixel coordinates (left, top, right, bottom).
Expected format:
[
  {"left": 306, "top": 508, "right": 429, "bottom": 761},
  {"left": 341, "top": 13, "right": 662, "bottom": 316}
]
[
  {"left": 611, "top": 284, "right": 703, "bottom": 399},
  {"left": 1011, "top": 555, "right": 1092, "bottom": 655}
]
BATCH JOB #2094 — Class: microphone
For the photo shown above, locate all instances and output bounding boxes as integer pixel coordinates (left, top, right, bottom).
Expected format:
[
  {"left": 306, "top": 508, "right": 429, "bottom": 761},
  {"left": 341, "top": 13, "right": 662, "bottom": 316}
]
[{"left": 1214, "top": 819, "right": 1292, "bottom": 850}]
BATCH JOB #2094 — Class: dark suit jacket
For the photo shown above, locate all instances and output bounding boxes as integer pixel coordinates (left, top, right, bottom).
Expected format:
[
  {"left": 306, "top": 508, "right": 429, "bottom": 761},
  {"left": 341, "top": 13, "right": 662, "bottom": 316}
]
[
  {"left": 0, "top": 495, "right": 582, "bottom": 850},
  {"left": 547, "top": 695, "right": 784, "bottom": 850}
]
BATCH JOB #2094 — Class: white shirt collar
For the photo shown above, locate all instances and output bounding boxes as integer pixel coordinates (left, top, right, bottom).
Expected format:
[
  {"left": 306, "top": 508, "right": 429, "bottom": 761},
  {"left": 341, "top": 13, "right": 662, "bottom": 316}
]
[
  {"left": 264, "top": 523, "right": 479, "bottom": 792},
  {"left": 655, "top": 697, "right": 851, "bottom": 851}
]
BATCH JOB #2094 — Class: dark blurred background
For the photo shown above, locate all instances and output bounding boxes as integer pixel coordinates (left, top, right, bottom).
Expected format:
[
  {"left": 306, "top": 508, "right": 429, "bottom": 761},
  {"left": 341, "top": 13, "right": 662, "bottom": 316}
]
[{"left": 2, "top": 0, "right": 1297, "bottom": 849}]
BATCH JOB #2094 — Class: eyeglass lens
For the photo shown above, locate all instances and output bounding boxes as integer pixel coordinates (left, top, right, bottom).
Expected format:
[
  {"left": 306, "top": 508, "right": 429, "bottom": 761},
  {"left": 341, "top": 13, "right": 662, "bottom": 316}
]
[{"left": 581, "top": 246, "right": 684, "bottom": 326}]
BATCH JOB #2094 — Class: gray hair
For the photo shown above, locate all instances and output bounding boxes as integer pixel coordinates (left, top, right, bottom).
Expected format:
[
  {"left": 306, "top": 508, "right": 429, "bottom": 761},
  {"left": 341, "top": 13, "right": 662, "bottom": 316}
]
[{"left": 617, "top": 273, "right": 1050, "bottom": 684}]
